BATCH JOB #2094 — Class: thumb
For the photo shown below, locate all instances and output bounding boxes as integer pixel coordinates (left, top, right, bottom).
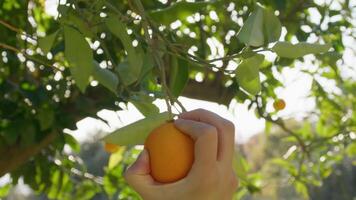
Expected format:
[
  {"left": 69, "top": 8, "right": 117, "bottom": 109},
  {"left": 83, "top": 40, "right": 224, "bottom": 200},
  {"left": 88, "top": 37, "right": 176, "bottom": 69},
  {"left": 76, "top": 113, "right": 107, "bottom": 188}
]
[{"left": 124, "top": 149, "right": 155, "bottom": 188}]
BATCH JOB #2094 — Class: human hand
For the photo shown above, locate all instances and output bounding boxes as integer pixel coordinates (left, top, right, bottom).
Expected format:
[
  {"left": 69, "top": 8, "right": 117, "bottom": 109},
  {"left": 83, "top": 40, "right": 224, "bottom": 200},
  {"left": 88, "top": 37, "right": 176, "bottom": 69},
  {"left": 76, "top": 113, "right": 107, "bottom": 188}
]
[{"left": 124, "top": 109, "right": 238, "bottom": 200}]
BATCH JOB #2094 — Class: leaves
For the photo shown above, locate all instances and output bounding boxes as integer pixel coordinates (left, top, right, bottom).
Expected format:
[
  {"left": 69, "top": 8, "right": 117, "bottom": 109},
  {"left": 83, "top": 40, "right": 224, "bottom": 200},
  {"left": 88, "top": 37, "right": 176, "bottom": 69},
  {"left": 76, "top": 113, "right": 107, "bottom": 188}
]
[
  {"left": 235, "top": 54, "right": 265, "bottom": 95},
  {"left": 108, "top": 147, "right": 125, "bottom": 169},
  {"left": 346, "top": 143, "right": 356, "bottom": 157},
  {"left": 38, "top": 30, "right": 59, "bottom": 54},
  {"left": 294, "top": 181, "right": 309, "bottom": 199},
  {"left": 105, "top": 15, "right": 142, "bottom": 85},
  {"left": 237, "top": 5, "right": 264, "bottom": 47},
  {"left": 64, "top": 25, "right": 93, "bottom": 92},
  {"left": 169, "top": 57, "right": 189, "bottom": 97},
  {"left": 263, "top": 8, "right": 281, "bottom": 44},
  {"left": 0, "top": 183, "right": 11, "bottom": 197},
  {"left": 149, "top": 1, "right": 214, "bottom": 25},
  {"left": 102, "top": 112, "right": 170, "bottom": 146},
  {"left": 232, "top": 150, "right": 249, "bottom": 182},
  {"left": 92, "top": 61, "right": 119, "bottom": 94},
  {"left": 116, "top": 60, "right": 144, "bottom": 86},
  {"left": 130, "top": 92, "right": 159, "bottom": 117},
  {"left": 238, "top": 4, "right": 281, "bottom": 46},
  {"left": 64, "top": 133, "right": 80, "bottom": 153},
  {"left": 272, "top": 42, "right": 331, "bottom": 58}
]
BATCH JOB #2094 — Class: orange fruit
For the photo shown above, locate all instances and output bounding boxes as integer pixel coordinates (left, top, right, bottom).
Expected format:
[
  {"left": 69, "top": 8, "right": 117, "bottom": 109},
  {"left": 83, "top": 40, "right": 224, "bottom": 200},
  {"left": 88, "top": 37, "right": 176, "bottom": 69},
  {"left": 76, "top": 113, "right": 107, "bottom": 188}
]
[
  {"left": 104, "top": 143, "right": 120, "bottom": 153},
  {"left": 273, "top": 99, "right": 286, "bottom": 111},
  {"left": 144, "top": 122, "right": 194, "bottom": 183}
]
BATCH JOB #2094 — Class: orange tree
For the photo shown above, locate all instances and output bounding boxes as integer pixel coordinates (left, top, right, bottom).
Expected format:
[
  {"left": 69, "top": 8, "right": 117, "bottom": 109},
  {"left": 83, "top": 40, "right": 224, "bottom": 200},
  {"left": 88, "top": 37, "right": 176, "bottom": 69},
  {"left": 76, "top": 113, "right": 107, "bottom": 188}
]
[{"left": 0, "top": 0, "right": 355, "bottom": 199}]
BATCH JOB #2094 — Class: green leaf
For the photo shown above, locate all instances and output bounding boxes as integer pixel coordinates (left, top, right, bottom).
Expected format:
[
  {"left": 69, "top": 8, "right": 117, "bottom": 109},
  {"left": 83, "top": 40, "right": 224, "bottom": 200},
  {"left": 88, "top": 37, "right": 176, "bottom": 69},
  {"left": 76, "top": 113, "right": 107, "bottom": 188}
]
[
  {"left": 169, "top": 57, "right": 189, "bottom": 97},
  {"left": 64, "top": 25, "right": 93, "bottom": 92},
  {"left": 0, "top": 184, "right": 11, "bottom": 197},
  {"left": 38, "top": 30, "right": 59, "bottom": 54},
  {"left": 138, "top": 53, "right": 155, "bottom": 81},
  {"left": 93, "top": 61, "right": 119, "bottom": 94},
  {"left": 237, "top": 4, "right": 264, "bottom": 47},
  {"left": 263, "top": 8, "right": 281, "bottom": 44},
  {"left": 62, "top": 9, "right": 94, "bottom": 37},
  {"left": 316, "top": 51, "right": 342, "bottom": 67},
  {"left": 272, "top": 42, "right": 331, "bottom": 58},
  {"left": 108, "top": 147, "right": 125, "bottom": 169},
  {"left": 102, "top": 112, "right": 170, "bottom": 146},
  {"left": 130, "top": 92, "right": 159, "bottom": 117},
  {"left": 346, "top": 143, "right": 356, "bottom": 157},
  {"left": 64, "top": 133, "right": 80, "bottom": 153},
  {"left": 149, "top": 1, "right": 215, "bottom": 25},
  {"left": 235, "top": 54, "right": 264, "bottom": 95},
  {"left": 116, "top": 61, "right": 138, "bottom": 85},
  {"left": 232, "top": 150, "right": 249, "bottom": 182},
  {"left": 235, "top": 88, "right": 250, "bottom": 103},
  {"left": 294, "top": 181, "right": 309, "bottom": 199},
  {"left": 74, "top": 180, "right": 100, "bottom": 200},
  {"left": 105, "top": 15, "right": 142, "bottom": 84}
]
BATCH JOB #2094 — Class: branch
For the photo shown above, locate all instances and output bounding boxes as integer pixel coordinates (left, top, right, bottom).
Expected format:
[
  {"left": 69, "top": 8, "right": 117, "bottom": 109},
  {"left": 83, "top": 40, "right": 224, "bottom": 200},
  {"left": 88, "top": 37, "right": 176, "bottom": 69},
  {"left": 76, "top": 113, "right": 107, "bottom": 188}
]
[
  {"left": 0, "top": 132, "right": 59, "bottom": 177},
  {"left": 0, "top": 19, "right": 36, "bottom": 40},
  {"left": 254, "top": 96, "right": 309, "bottom": 156},
  {"left": 132, "top": 0, "right": 175, "bottom": 117},
  {"left": 0, "top": 19, "right": 23, "bottom": 33},
  {"left": 0, "top": 42, "right": 59, "bottom": 71}
]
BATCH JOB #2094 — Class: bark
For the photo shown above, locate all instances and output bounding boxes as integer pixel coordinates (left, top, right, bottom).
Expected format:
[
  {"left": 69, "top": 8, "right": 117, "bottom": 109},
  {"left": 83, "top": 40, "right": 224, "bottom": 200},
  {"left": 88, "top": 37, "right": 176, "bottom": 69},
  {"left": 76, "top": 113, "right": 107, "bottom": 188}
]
[
  {"left": 0, "top": 132, "right": 58, "bottom": 177},
  {"left": 182, "top": 79, "right": 235, "bottom": 105}
]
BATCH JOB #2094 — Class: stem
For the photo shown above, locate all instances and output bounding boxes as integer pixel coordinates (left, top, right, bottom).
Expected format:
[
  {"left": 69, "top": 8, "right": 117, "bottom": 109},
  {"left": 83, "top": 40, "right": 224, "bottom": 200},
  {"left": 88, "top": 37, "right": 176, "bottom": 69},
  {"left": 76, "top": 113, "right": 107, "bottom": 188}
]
[
  {"left": 0, "top": 42, "right": 60, "bottom": 71},
  {"left": 254, "top": 96, "right": 309, "bottom": 157},
  {"left": 132, "top": 0, "right": 174, "bottom": 118},
  {"left": 0, "top": 19, "right": 36, "bottom": 40}
]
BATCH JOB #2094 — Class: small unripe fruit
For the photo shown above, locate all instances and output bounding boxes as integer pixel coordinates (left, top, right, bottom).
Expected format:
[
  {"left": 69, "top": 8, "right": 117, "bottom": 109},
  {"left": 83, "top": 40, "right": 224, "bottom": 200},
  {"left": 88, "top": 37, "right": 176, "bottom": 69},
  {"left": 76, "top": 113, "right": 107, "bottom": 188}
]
[
  {"left": 273, "top": 99, "right": 286, "bottom": 111},
  {"left": 104, "top": 143, "right": 120, "bottom": 153},
  {"left": 144, "top": 122, "right": 194, "bottom": 183}
]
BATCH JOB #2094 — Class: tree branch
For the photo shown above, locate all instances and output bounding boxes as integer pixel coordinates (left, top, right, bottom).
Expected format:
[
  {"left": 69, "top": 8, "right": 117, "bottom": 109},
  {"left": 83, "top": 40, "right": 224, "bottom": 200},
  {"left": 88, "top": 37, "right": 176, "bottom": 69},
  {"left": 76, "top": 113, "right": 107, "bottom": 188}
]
[
  {"left": 254, "top": 96, "right": 309, "bottom": 157},
  {"left": 0, "top": 132, "right": 59, "bottom": 177}
]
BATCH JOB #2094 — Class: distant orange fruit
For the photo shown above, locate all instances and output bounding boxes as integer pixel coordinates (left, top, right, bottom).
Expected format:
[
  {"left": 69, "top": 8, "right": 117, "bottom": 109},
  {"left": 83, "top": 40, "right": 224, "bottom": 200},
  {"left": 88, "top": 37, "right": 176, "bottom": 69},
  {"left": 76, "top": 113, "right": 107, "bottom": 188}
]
[
  {"left": 104, "top": 143, "right": 120, "bottom": 153},
  {"left": 273, "top": 99, "right": 286, "bottom": 111},
  {"left": 144, "top": 122, "right": 194, "bottom": 183}
]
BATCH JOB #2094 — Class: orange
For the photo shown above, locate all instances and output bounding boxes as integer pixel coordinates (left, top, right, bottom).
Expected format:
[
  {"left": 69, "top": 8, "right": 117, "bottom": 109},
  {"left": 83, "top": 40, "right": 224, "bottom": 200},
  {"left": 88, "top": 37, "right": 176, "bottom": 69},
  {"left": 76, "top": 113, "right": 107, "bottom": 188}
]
[
  {"left": 273, "top": 99, "right": 286, "bottom": 111},
  {"left": 104, "top": 143, "right": 120, "bottom": 153},
  {"left": 144, "top": 122, "right": 194, "bottom": 183}
]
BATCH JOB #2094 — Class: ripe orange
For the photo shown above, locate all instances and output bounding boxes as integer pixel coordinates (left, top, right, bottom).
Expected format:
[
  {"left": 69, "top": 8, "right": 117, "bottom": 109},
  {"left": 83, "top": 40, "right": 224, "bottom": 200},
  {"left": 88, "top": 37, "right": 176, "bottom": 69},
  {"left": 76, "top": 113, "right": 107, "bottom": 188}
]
[
  {"left": 144, "top": 122, "right": 194, "bottom": 183},
  {"left": 273, "top": 99, "right": 286, "bottom": 111},
  {"left": 104, "top": 143, "right": 120, "bottom": 153}
]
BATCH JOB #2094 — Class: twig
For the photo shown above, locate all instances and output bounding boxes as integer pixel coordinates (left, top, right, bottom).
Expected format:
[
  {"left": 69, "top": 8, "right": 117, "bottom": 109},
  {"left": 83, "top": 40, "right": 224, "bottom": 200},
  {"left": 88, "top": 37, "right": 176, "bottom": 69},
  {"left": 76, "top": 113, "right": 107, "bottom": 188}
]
[
  {"left": 132, "top": 0, "right": 174, "bottom": 118},
  {"left": 0, "top": 132, "right": 59, "bottom": 176},
  {"left": 0, "top": 19, "right": 23, "bottom": 33},
  {"left": 0, "top": 42, "right": 59, "bottom": 71},
  {"left": 254, "top": 96, "right": 309, "bottom": 157},
  {"left": 0, "top": 19, "right": 36, "bottom": 40}
]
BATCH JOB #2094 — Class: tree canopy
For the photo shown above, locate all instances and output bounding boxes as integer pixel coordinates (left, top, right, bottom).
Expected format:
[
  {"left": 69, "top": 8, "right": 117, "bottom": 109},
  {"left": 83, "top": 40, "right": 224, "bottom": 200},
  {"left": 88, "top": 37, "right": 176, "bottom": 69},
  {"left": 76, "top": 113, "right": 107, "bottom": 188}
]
[{"left": 0, "top": 0, "right": 355, "bottom": 199}]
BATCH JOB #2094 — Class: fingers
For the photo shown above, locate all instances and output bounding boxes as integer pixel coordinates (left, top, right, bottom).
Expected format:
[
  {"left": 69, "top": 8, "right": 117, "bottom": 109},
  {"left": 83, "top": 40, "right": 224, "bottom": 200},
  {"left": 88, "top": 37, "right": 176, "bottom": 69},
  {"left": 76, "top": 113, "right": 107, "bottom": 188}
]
[
  {"left": 124, "top": 149, "right": 155, "bottom": 191},
  {"left": 174, "top": 119, "right": 218, "bottom": 169},
  {"left": 178, "top": 109, "right": 235, "bottom": 164}
]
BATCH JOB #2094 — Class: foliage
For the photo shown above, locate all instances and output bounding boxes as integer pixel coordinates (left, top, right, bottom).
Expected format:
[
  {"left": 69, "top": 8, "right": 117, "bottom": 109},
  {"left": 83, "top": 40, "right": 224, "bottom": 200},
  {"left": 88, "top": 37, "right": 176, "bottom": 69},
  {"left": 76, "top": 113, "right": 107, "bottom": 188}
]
[{"left": 0, "top": 0, "right": 355, "bottom": 199}]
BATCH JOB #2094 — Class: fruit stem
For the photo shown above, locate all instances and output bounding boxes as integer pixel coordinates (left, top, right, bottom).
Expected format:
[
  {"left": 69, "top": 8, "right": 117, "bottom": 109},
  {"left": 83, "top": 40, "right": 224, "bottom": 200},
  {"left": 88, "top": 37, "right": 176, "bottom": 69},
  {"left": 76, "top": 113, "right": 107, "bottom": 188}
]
[{"left": 133, "top": 0, "right": 174, "bottom": 119}]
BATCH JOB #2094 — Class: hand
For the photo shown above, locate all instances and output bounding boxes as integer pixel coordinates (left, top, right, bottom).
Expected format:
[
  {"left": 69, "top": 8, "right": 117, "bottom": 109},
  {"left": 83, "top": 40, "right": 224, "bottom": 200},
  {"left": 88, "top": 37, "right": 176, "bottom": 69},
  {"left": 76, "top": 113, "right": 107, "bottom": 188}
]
[{"left": 124, "top": 109, "right": 238, "bottom": 200}]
